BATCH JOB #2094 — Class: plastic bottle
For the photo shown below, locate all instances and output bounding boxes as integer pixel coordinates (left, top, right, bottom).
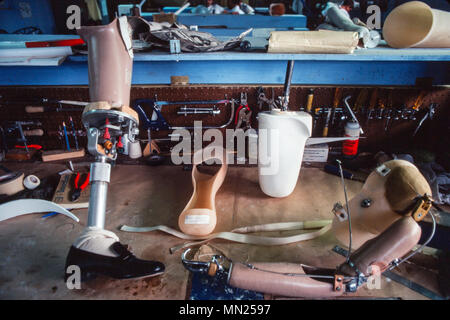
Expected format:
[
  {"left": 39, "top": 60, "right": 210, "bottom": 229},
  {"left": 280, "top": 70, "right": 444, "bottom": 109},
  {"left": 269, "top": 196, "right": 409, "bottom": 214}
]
[{"left": 342, "top": 121, "right": 360, "bottom": 158}]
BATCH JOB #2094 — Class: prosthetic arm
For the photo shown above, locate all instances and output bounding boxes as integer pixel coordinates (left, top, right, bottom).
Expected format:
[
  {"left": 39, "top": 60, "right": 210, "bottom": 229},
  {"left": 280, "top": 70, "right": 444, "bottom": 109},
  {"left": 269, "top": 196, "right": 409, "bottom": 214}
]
[{"left": 182, "top": 160, "right": 435, "bottom": 298}]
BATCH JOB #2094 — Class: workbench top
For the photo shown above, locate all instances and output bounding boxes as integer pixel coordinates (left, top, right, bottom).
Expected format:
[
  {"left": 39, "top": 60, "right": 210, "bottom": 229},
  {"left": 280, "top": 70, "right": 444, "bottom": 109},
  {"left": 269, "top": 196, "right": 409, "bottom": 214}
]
[{"left": 0, "top": 163, "right": 440, "bottom": 300}]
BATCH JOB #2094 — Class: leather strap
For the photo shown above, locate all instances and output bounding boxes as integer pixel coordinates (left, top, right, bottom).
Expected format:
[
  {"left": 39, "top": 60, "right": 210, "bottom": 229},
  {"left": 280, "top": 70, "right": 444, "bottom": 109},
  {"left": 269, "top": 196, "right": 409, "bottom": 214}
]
[
  {"left": 112, "top": 242, "right": 134, "bottom": 260},
  {"left": 121, "top": 220, "right": 332, "bottom": 253}
]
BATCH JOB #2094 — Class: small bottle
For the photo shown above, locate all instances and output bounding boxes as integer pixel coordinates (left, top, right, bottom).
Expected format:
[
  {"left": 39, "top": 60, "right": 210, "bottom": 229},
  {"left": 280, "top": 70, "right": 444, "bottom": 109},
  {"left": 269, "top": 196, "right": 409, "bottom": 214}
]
[{"left": 342, "top": 121, "right": 360, "bottom": 158}]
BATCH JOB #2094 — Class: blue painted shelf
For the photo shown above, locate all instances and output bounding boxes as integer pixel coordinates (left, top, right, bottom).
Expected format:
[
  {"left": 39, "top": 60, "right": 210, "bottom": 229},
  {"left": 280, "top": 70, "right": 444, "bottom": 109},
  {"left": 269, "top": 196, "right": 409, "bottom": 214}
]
[{"left": 0, "top": 46, "right": 449, "bottom": 86}]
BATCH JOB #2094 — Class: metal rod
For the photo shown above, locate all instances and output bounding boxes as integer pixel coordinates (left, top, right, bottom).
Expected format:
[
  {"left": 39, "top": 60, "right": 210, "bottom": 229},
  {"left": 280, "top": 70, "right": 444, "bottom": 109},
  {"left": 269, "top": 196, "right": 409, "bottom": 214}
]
[
  {"left": 281, "top": 60, "right": 295, "bottom": 111},
  {"left": 336, "top": 159, "right": 352, "bottom": 262},
  {"left": 177, "top": 107, "right": 221, "bottom": 116},
  {"left": 86, "top": 157, "right": 110, "bottom": 229}
]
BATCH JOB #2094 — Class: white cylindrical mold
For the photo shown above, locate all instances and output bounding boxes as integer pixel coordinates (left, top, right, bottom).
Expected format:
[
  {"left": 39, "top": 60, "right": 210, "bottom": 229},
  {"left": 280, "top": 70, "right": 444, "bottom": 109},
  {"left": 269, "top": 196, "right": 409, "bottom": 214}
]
[{"left": 258, "top": 110, "right": 312, "bottom": 198}]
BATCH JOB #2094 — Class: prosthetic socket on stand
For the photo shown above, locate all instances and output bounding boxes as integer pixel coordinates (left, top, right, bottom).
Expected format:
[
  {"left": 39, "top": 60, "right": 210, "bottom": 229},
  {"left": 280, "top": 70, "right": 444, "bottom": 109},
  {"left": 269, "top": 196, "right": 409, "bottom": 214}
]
[{"left": 78, "top": 17, "right": 140, "bottom": 229}]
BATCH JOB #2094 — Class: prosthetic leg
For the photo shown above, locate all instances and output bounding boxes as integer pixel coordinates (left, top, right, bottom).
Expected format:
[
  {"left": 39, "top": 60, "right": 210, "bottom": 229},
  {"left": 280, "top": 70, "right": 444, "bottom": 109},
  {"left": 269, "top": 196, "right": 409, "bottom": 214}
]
[{"left": 65, "top": 17, "right": 164, "bottom": 282}]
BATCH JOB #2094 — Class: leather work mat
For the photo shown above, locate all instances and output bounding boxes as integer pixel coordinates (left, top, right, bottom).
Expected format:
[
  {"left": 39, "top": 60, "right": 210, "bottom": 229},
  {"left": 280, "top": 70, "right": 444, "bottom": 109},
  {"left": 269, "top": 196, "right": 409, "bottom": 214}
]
[{"left": 0, "top": 162, "right": 440, "bottom": 300}]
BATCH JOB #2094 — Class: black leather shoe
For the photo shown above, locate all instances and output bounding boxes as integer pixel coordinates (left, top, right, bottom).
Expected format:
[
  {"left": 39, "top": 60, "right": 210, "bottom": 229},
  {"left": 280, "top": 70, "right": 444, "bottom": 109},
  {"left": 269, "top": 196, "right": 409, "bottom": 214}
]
[{"left": 64, "top": 242, "right": 165, "bottom": 282}]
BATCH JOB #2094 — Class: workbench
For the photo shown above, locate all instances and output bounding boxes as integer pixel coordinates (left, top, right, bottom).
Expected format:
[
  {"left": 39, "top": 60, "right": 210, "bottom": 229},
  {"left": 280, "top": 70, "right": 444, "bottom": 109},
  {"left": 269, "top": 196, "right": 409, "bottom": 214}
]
[
  {"left": 0, "top": 162, "right": 441, "bottom": 300},
  {"left": 0, "top": 46, "right": 449, "bottom": 86}
]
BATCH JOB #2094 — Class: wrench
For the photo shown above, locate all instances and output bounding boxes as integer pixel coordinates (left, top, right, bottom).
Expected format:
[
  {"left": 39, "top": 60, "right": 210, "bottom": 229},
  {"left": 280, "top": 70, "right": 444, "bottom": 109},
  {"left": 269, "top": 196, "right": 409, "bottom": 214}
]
[{"left": 413, "top": 104, "right": 436, "bottom": 137}]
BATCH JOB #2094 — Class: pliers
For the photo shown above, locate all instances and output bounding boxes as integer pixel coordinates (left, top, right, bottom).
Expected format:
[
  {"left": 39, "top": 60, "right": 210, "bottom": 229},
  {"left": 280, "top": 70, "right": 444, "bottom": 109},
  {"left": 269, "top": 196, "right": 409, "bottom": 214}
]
[
  {"left": 71, "top": 172, "right": 90, "bottom": 202},
  {"left": 234, "top": 93, "right": 252, "bottom": 129}
]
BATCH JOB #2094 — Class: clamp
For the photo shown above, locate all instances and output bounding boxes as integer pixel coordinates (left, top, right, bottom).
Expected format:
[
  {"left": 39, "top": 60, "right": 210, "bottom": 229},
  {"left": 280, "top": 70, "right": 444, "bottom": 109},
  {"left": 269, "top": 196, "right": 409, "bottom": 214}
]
[{"left": 181, "top": 248, "right": 230, "bottom": 278}]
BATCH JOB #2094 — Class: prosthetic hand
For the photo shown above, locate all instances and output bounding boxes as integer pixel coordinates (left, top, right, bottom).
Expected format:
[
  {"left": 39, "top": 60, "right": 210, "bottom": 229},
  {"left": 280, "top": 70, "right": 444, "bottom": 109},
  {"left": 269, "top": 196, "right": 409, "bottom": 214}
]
[
  {"left": 182, "top": 160, "right": 435, "bottom": 298},
  {"left": 65, "top": 17, "right": 164, "bottom": 282}
]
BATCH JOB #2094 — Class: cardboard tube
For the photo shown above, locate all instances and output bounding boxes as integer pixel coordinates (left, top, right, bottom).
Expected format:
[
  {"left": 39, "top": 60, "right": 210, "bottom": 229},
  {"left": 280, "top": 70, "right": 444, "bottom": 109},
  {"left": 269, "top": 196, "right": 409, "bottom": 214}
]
[{"left": 383, "top": 1, "right": 450, "bottom": 48}]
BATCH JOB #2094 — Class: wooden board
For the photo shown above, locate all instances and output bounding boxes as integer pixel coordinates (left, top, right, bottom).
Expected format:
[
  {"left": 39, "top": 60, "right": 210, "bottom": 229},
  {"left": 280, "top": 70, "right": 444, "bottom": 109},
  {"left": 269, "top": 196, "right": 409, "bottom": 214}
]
[{"left": 41, "top": 149, "right": 85, "bottom": 162}]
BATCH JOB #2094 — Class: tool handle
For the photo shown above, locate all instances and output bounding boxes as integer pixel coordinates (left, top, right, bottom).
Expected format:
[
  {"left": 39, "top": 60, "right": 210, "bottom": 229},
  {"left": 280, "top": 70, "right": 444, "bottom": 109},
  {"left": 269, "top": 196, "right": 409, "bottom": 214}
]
[
  {"left": 333, "top": 88, "right": 341, "bottom": 108},
  {"left": 369, "top": 88, "right": 378, "bottom": 110},
  {"left": 322, "top": 126, "right": 329, "bottom": 137},
  {"left": 23, "top": 129, "right": 44, "bottom": 136},
  {"left": 306, "top": 93, "right": 314, "bottom": 113},
  {"left": 25, "top": 106, "right": 45, "bottom": 113}
]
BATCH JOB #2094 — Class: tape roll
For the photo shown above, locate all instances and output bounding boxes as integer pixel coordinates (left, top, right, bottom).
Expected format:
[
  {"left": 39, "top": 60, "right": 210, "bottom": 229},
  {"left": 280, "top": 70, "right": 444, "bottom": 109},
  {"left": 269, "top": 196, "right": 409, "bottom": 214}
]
[
  {"left": 0, "top": 172, "right": 25, "bottom": 195},
  {"left": 23, "top": 175, "right": 40, "bottom": 190}
]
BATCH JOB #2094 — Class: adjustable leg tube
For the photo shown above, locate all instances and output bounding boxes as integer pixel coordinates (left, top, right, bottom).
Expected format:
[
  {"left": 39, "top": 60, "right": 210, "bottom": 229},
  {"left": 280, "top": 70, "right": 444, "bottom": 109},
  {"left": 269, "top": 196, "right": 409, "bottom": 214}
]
[{"left": 86, "top": 157, "right": 111, "bottom": 229}]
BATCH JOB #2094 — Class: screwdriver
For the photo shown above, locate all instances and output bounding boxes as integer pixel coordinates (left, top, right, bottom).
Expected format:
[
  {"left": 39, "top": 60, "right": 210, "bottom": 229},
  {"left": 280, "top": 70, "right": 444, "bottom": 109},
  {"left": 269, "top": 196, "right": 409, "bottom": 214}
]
[
  {"left": 306, "top": 89, "right": 314, "bottom": 113},
  {"left": 324, "top": 164, "right": 366, "bottom": 183},
  {"left": 331, "top": 88, "right": 342, "bottom": 126}
]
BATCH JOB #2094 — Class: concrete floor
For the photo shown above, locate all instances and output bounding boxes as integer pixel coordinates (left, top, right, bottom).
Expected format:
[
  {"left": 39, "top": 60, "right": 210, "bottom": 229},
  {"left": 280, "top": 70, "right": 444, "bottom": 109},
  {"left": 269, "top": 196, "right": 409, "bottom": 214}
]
[{"left": 0, "top": 162, "right": 441, "bottom": 299}]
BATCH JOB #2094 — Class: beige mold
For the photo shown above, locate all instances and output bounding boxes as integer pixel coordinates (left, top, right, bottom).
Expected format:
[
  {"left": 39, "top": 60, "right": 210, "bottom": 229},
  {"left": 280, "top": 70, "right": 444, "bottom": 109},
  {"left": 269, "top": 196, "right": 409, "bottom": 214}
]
[{"left": 383, "top": 1, "right": 450, "bottom": 48}]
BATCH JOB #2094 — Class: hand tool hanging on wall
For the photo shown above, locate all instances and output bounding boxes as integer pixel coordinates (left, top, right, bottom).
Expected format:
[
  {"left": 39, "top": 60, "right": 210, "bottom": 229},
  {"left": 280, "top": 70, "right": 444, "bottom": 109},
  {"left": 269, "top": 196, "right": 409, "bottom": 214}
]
[
  {"left": 384, "top": 91, "right": 394, "bottom": 132},
  {"left": 376, "top": 92, "right": 386, "bottom": 120},
  {"left": 305, "top": 89, "right": 314, "bottom": 114},
  {"left": 256, "top": 87, "right": 277, "bottom": 111},
  {"left": 2, "top": 121, "right": 42, "bottom": 154},
  {"left": 177, "top": 106, "right": 221, "bottom": 116},
  {"left": 331, "top": 88, "right": 342, "bottom": 127},
  {"left": 412, "top": 90, "right": 426, "bottom": 112},
  {"left": 353, "top": 88, "right": 368, "bottom": 115},
  {"left": 366, "top": 88, "right": 378, "bottom": 125},
  {"left": 25, "top": 105, "right": 83, "bottom": 113},
  {"left": 69, "top": 117, "right": 79, "bottom": 150},
  {"left": 132, "top": 97, "right": 236, "bottom": 132},
  {"left": 0, "top": 97, "right": 88, "bottom": 112},
  {"left": 413, "top": 103, "right": 437, "bottom": 137},
  {"left": 235, "top": 93, "right": 252, "bottom": 130},
  {"left": 322, "top": 108, "right": 332, "bottom": 137}
]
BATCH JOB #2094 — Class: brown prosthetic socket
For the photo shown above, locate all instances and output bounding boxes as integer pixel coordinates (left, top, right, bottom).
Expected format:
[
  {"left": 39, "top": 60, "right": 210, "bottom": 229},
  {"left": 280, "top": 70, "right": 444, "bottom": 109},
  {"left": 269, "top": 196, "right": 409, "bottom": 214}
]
[
  {"left": 332, "top": 160, "right": 431, "bottom": 249},
  {"left": 338, "top": 216, "right": 422, "bottom": 276},
  {"left": 78, "top": 17, "right": 133, "bottom": 108},
  {"left": 228, "top": 262, "right": 343, "bottom": 298}
]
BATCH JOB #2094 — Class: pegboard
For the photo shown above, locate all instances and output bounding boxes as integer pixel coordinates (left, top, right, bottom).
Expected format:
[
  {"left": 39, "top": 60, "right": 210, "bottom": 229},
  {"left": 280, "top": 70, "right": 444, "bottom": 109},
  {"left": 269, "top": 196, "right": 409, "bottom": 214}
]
[{"left": 0, "top": 85, "right": 449, "bottom": 162}]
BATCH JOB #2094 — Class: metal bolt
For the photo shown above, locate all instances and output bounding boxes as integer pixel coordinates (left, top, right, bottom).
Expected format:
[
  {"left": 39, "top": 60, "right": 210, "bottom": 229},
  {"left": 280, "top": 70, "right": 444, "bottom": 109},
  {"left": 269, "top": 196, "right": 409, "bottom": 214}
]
[{"left": 361, "top": 198, "right": 372, "bottom": 208}]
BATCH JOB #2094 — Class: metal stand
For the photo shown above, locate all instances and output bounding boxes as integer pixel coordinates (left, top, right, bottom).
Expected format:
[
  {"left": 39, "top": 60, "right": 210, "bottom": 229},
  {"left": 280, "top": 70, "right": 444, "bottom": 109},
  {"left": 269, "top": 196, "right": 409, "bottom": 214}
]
[
  {"left": 82, "top": 108, "right": 139, "bottom": 230},
  {"left": 87, "top": 156, "right": 110, "bottom": 228}
]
